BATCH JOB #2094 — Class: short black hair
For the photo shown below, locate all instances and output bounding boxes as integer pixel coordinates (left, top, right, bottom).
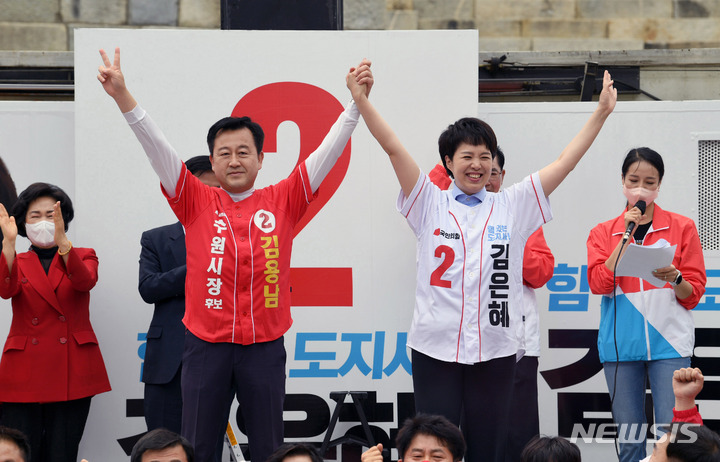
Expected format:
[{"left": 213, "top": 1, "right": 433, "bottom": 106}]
[
  {"left": 666, "top": 423, "right": 720, "bottom": 462},
  {"left": 0, "top": 426, "right": 30, "bottom": 462},
  {"left": 130, "top": 428, "right": 194, "bottom": 462},
  {"left": 622, "top": 147, "right": 665, "bottom": 181},
  {"left": 0, "top": 157, "right": 17, "bottom": 242},
  {"left": 495, "top": 146, "right": 505, "bottom": 170},
  {"left": 265, "top": 443, "right": 323, "bottom": 462},
  {"left": 438, "top": 117, "right": 497, "bottom": 179},
  {"left": 185, "top": 155, "right": 214, "bottom": 177},
  {"left": 520, "top": 435, "right": 581, "bottom": 462},
  {"left": 396, "top": 414, "right": 465, "bottom": 462},
  {"left": 11, "top": 182, "right": 73, "bottom": 238},
  {"left": 207, "top": 116, "right": 264, "bottom": 155}
]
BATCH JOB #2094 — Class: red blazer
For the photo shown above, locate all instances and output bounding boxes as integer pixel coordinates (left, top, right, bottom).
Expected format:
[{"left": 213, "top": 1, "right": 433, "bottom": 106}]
[{"left": 0, "top": 248, "right": 111, "bottom": 402}]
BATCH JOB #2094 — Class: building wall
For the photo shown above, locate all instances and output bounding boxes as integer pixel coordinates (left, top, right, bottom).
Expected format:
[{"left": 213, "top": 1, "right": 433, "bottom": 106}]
[{"left": 3, "top": 0, "right": 720, "bottom": 52}]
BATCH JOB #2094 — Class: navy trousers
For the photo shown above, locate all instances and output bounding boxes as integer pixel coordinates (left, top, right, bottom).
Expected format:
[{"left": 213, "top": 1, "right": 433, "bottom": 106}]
[
  {"left": 505, "top": 355, "right": 539, "bottom": 462},
  {"left": 412, "top": 350, "right": 516, "bottom": 462},
  {"left": 181, "top": 332, "right": 286, "bottom": 462}
]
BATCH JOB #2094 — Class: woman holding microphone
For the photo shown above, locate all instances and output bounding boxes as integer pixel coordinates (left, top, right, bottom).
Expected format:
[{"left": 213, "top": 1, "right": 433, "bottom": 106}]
[{"left": 586, "top": 147, "right": 706, "bottom": 462}]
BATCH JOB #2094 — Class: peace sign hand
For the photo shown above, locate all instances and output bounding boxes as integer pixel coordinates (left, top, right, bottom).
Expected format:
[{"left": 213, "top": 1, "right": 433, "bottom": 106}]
[{"left": 97, "top": 47, "right": 137, "bottom": 112}]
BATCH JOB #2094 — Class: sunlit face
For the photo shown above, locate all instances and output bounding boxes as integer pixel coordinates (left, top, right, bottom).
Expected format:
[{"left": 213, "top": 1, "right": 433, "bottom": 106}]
[
  {"left": 445, "top": 143, "right": 493, "bottom": 195},
  {"left": 400, "top": 434, "right": 454, "bottom": 462},
  {"left": 210, "top": 128, "right": 264, "bottom": 194},
  {"left": 485, "top": 156, "right": 505, "bottom": 193},
  {"left": 196, "top": 170, "right": 221, "bottom": 188},
  {"left": 283, "top": 455, "right": 314, "bottom": 462},
  {"left": 25, "top": 196, "right": 56, "bottom": 225},
  {"left": 648, "top": 432, "right": 670, "bottom": 462},
  {"left": 0, "top": 440, "right": 24, "bottom": 462},
  {"left": 140, "top": 444, "right": 188, "bottom": 462},
  {"left": 622, "top": 160, "right": 661, "bottom": 192}
]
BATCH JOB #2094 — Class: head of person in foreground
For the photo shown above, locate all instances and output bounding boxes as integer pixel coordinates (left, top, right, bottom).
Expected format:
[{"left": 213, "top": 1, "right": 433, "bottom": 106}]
[
  {"left": 520, "top": 435, "right": 581, "bottom": 462},
  {"left": 0, "top": 426, "right": 30, "bottom": 462},
  {"left": 130, "top": 428, "right": 194, "bottom": 462},
  {"left": 396, "top": 414, "right": 465, "bottom": 462}
]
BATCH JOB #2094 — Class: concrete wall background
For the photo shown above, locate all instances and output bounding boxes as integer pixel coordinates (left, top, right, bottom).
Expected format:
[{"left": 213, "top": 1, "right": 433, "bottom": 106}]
[{"left": 3, "top": 0, "right": 720, "bottom": 52}]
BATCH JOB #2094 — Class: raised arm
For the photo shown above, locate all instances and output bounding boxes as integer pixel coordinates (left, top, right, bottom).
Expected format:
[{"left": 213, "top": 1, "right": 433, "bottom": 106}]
[
  {"left": 305, "top": 59, "right": 371, "bottom": 192},
  {"left": 538, "top": 70, "right": 617, "bottom": 196},
  {"left": 347, "top": 66, "right": 420, "bottom": 198},
  {"left": 671, "top": 367, "right": 704, "bottom": 425},
  {"left": 673, "top": 367, "right": 703, "bottom": 412},
  {"left": 52, "top": 201, "right": 73, "bottom": 266},
  {"left": 97, "top": 47, "right": 182, "bottom": 196}
]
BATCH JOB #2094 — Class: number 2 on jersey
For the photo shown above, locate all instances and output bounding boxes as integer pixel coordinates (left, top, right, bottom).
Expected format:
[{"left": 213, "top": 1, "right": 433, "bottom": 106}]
[{"left": 430, "top": 245, "right": 455, "bottom": 288}]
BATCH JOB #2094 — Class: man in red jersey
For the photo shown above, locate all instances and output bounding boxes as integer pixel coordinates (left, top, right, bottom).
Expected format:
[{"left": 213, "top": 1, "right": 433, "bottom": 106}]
[{"left": 98, "top": 47, "right": 373, "bottom": 462}]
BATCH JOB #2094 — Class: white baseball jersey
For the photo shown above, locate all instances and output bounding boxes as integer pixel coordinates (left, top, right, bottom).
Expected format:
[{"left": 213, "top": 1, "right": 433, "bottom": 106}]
[
  {"left": 398, "top": 172, "right": 552, "bottom": 364},
  {"left": 521, "top": 285, "right": 540, "bottom": 356},
  {"left": 520, "top": 228, "right": 555, "bottom": 357}
]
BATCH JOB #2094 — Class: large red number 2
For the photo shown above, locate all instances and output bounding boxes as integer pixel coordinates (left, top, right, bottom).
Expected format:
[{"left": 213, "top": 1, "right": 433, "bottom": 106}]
[
  {"left": 431, "top": 245, "right": 455, "bottom": 288},
  {"left": 231, "top": 82, "right": 352, "bottom": 307},
  {"left": 231, "top": 82, "right": 350, "bottom": 237}
]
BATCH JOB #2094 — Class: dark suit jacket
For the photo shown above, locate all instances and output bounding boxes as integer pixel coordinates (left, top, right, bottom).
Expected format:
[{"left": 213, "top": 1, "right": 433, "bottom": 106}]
[
  {"left": 139, "top": 222, "right": 187, "bottom": 384},
  {"left": 0, "top": 247, "right": 111, "bottom": 402}
]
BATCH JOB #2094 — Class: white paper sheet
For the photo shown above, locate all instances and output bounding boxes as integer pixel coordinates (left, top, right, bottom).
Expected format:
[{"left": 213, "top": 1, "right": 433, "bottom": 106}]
[{"left": 616, "top": 239, "right": 676, "bottom": 287}]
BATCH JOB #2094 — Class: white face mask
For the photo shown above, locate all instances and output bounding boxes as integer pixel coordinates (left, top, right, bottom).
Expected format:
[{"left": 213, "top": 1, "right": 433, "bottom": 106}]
[
  {"left": 623, "top": 185, "right": 659, "bottom": 206},
  {"left": 25, "top": 220, "right": 56, "bottom": 248}
]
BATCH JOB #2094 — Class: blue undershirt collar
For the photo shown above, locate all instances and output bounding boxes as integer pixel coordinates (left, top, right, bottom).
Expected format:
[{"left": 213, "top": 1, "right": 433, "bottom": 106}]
[{"left": 451, "top": 183, "right": 486, "bottom": 207}]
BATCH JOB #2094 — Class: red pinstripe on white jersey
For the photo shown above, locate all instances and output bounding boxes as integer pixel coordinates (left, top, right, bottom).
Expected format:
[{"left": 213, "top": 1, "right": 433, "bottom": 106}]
[{"left": 398, "top": 171, "right": 551, "bottom": 364}]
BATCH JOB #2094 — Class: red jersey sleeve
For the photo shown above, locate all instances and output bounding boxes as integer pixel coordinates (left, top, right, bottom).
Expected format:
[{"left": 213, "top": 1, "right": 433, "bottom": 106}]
[
  {"left": 673, "top": 406, "right": 703, "bottom": 425},
  {"left": 523, "top": 228, "right": 554, "bottom": 289},
  {"left": 428, "top": 163, "right": 452, "bottom": 190}
]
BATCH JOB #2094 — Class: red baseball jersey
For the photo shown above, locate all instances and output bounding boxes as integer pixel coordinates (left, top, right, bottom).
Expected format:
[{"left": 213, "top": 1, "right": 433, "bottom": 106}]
[{"left": 165, "top": 163, "right": 315, "bottom": 344}]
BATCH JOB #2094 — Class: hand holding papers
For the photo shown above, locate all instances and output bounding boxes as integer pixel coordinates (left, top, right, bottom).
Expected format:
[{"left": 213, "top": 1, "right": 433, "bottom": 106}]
[{"left": 616, "top": 239, "right": 676, "bottom": 287}]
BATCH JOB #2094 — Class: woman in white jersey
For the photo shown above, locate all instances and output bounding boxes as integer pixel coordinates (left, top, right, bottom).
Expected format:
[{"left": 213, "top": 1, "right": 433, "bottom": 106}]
[{"left": 346, "top": 68, "right": 616, "bottom": 462}]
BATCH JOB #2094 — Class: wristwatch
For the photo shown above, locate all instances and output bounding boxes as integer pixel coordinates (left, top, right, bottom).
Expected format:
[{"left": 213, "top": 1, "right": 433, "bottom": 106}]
[{"left": 670, "top": 270, "right": 683, "bottom": 286}]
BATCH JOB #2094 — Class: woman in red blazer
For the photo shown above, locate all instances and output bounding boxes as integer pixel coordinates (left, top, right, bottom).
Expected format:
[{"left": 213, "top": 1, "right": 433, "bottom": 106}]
[{"left": 0, "top": 183, "right": 110, "bottom": 462}]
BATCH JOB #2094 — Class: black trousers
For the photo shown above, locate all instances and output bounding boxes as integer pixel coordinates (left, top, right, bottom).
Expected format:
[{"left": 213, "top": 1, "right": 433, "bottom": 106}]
[
  {"left": 0, "top": 397, "right": 92, "bottom": 462},
  {"left": 505, "top": 355, "right": 539, "bottom": 462},
  {"left": 412, "top": 350, "right": 516, "bottom": 462},
  {"left": 181, "top": 332, "right": 286, "bottom": 462}
]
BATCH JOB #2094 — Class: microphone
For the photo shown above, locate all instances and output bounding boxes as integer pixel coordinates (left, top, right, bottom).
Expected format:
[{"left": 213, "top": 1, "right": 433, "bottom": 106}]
[{"left": 622, "top": 200, "right": 647, "bottom": 242}]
